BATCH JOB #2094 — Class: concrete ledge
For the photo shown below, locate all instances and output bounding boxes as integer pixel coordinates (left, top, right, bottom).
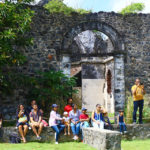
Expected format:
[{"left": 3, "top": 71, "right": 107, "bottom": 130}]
[
  {"left": 83, "top": 127, "right": 121, "bottom": 150},
  {"left": 0, "top": 127, "right": 73, "bottom": 143}
]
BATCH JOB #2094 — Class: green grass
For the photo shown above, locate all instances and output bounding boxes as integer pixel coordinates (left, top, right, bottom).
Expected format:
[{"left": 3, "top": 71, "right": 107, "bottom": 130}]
[
  {"left": 121, "top": 139, "right": 150, "bottom": 150},
  {"left": 0, "top": 142, "right": 96, "bottom": 150},
  {"left": 1, "top": 139, "right": 150, "bottom": 150}
]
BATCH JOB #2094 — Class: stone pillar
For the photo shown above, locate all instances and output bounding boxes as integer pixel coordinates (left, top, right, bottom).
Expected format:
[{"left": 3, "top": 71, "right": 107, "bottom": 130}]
[
  {"left": 60, "top": 55, "right": 71, "bottom": 77},
  {"left": 114, "top": 54, "right": 125, "bottom": 114},
  {"left": 82, "top": 57, "right": 105, "bottom": 112}
]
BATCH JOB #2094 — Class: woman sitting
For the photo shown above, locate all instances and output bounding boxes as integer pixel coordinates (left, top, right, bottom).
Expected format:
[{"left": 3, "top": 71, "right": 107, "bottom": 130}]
[
  {"left": 16, "top": 104, "right": 29, "bottom": 143},
  {"left": 91, "top": 104, "right": 104, "bottom": 129},
  {"left": 69, "top": 104, "right": 81, "bottom": 140},
  {"left": 49, "top": 104, "right": 65, "bottom": 144}
]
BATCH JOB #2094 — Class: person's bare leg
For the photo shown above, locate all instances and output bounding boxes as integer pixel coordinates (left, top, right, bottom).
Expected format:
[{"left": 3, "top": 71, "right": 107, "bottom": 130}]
[
  {"left": 32, "top": 124, "right": 38, "bottom": 137},
  {"left": 68, "top": 124, "right": 70, "bottom": 135},
  {"left": 38, "top": 123, "right": 43, "bottom": 136},
  {"left": 64, "top": 126, "right": 67, "bottom": 135},
  {"left": 18, "top": 125, "right": 25, "bottom": 142},
  {"left": 23, "top": 125, "right": 28, "bottom": 142}
]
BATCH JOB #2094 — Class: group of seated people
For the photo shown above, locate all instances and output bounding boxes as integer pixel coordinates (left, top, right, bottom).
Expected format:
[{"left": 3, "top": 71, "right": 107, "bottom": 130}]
[{"left": 0, "top": 98, "right": 127, "bottom": 144}]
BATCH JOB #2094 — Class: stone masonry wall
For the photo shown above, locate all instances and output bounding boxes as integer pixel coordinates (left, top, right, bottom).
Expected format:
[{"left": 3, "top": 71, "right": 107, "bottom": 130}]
[{"left": 1, "top": 5, "right": 150, "bottom": 118}]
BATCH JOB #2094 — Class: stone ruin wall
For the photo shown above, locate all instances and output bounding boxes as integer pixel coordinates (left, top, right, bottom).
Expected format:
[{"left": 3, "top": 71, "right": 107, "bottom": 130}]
[{"left": 1, "top": 5, "right": 150, "bottom": 119}]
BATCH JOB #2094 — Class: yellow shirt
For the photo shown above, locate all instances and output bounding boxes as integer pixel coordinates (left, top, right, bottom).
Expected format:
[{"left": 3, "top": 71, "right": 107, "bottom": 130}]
[{"left": 131, "top": 85, "right": 145, "bottom": 101}]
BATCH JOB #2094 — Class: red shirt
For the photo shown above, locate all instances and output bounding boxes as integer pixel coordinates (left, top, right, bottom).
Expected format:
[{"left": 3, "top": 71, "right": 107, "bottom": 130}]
[
  {"left": 64, "top": 105, "right": 72, "bottom": 114},
  {"left": 79, "top": 114, "right": 89, "bottom": 120}
]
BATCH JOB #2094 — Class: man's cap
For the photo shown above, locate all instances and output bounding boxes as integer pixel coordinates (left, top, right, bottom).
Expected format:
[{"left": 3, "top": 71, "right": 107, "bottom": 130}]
[
  {"left": 82, "top": 108, "right": 87, "bottom": 111},
  {"left": 52, "top": 104, "right": 58, "bottom": 108}
]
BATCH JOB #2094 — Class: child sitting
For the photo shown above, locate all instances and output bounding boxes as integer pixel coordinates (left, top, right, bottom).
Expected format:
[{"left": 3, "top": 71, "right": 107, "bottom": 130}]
[
  {"left": 103, "top": 110, "right": 113, "bottom": 130},
  {"left": 63, "top": 112, "right": 70, "bottom": 135},
  {"left": 79, "top": 108, "right": 90, "bottom": 140},
  {"left": 117, "top": 110, "right": 127, "bottom": 134}
]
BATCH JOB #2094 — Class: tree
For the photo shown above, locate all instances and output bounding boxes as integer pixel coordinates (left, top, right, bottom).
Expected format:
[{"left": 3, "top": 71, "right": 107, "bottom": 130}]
[
  {"left": 44, "top": 0, "right": 91, "bottom": 16},
  {"left": 120, "top": 3, "right": 145, "bottom": 15},
  {"left": 26, "top": 70, "right": 77, "bottom": 113},
  {"left": 0, "top": 0, "right": 34, "bottom": 94}
]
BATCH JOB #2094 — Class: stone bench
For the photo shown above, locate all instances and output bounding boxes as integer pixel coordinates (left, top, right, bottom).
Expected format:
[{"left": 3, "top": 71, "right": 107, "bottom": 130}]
[
  {"left": 83, "top": 128, "right": 121, "bottom": 150},
  {"left": 0, "top": 127, "right": 73, "bottom": 143}
]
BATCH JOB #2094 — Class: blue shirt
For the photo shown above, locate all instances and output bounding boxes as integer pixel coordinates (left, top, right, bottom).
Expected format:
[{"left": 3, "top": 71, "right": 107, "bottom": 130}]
[
  {"left": 119, "top": 115, "right": 124, "bottom": 123},
  {"left": 69, "top": 109, "right": 81, "bottom": 122},
  {"left": 94, "top": 112, "right": 104, "bottom": 121}
]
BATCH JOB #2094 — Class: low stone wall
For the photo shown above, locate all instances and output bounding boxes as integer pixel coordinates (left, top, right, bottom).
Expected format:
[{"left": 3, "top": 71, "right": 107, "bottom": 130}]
[
  {"left": 1, "top": 124, "right": 150, "bottom": 144},
  {"left": 113, "top": 123, "right": 150, "bottom": 140},
  {"left": 83, "top": 128, "right": 121, "bottom": 150},
  {"left": 0, "top": 127, "right": 73, "bottom": 143}
]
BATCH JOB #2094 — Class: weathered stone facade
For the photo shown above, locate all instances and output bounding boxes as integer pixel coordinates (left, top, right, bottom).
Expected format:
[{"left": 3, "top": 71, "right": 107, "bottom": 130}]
[{"left": 1, "top": 4, "right": 150, "bottom": 118}]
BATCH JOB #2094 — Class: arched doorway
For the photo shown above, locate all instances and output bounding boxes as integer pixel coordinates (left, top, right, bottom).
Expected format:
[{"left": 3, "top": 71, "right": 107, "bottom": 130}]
[{"left": 60, "top": 21, "right": 125, "bottom": 117}]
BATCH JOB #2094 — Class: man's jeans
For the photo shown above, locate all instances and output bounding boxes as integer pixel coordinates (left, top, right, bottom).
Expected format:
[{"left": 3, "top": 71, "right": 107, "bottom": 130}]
[
  {"left": 51, "top": 124, "right": 65, "bottom": 142},
  {"left": 80, "top": 121, "right": 90, "bottom": 140},
  {"left": 119, "top": 122, "right": 127, "bottom": 132},
  {"left": 71, "top": 122, "right": 80, "bottom": 136},
  {"left": 133, "top": 100, "right": 144, "bottom": 123}
]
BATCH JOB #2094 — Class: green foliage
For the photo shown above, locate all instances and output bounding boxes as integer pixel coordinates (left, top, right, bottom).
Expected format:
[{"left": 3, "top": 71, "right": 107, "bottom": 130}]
[
  {"left": 26, "top": 70, "right": 77, "bottom": 113},
  {"left": 44, "top": 0, "right": 91, "bottom": 16},
  {"left": 120, "top": 3, "right": 145, "bottom": 15},
  {"left": 0, "top": 0, "right": 34, "bottom": 94}
]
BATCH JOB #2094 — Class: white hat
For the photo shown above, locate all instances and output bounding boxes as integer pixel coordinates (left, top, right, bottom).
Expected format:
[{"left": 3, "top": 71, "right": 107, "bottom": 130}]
[{"left": 63, "top": 111, "right": 68, "bottom": 115}]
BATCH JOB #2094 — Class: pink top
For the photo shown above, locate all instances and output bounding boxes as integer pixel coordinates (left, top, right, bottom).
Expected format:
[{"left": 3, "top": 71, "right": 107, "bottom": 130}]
[{"left": 49, "top": 110, "right": 62, "bottom": 127}]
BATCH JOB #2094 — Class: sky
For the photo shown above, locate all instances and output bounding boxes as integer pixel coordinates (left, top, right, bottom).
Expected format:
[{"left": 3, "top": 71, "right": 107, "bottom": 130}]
[{"left": 63, "top": 0, "right": 150, "bottom": 13}]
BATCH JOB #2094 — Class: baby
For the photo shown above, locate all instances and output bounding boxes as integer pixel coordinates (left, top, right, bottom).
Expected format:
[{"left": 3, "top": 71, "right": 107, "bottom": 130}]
[{"left": 63, "top": 112, "right": 70, "bottom": 135}]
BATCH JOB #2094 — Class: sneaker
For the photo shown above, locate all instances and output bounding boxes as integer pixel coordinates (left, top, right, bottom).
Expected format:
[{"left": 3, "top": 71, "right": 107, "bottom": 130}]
[
  {"left": 55, "top": 142, "right": 58, "bottom": 144},
  {"left": 29, "top": 127, "right": 31, "bottom": 130},
  {"left": 133, "top": 122, "right": 136, "bottom": 125},
  {"left": 72, "top": 136, "right": 76, "bottom": 140},
  {"left": 120, "top": 132, "right": 123, "bottom": 135},
  {"left": 37, "top": 136, "right": 42, "bottom": 140},
  {"left": 124, "top": 131, "right": 127, "bottom": 134},
  {"left": 74, "top": 136, "right": 78, "bottom": 140}
]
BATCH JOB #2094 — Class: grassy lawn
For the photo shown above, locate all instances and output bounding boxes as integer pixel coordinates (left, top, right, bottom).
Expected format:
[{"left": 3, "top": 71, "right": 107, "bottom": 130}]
[
  {"left": 122, "top": 139, "right": 150, "bottom": 150},
  {"left": 0, "top": 139, "right": 150, "bottom": 150},
  {"left": 0, "top": 142, "right": 96, "bottom": 150}
]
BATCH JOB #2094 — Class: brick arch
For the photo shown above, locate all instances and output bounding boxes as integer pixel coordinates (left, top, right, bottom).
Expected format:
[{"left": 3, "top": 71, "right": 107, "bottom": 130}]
[{"left": 61, "top": 21, "right": 125, "bottom": 54}]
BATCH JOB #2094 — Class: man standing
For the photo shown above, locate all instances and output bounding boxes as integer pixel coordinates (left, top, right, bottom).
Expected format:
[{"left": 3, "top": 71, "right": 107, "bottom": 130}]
[
  {"left": 30, "top": 104, "right": 43, "bottom": 140},
  {"left": 131, "top": 78, "right": 145, "bottom": 124}
]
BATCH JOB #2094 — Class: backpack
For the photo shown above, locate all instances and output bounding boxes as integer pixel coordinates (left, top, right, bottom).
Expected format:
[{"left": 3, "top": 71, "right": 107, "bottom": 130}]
[{"left": 9, "top": 133, "right": 21, "bottom": 143}]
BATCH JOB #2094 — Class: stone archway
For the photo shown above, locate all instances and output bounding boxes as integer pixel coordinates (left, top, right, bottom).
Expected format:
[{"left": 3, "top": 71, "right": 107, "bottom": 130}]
[{"left": 60, "top": 21, "right": 125, "bottom": 116}]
